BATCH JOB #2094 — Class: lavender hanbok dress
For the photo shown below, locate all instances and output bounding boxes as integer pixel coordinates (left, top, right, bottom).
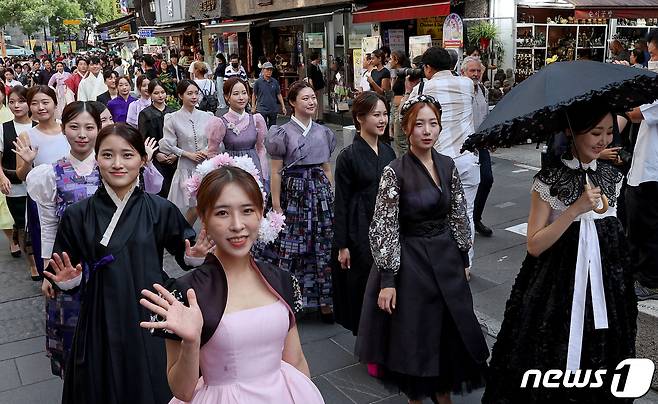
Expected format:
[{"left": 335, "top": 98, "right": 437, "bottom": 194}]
[
  {"left": 48, "top": 71, "right": 71, "bottom": 120},
  {"left": 206, "top": 110, "right": 269, "bottom": 181},
  {"left": 255, "top": 119, "right": 336, "bottom": 309}
]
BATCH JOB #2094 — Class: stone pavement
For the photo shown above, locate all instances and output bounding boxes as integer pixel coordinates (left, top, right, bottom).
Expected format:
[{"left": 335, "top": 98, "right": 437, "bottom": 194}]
[{"left": 0, "top": 122, "right": 657, "bottom": 403}]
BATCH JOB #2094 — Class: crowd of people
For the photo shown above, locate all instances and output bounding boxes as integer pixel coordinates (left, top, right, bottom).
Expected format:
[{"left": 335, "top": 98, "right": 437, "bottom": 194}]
[{"left": 0, "top": 27, "right": 655, "bottom": 404}]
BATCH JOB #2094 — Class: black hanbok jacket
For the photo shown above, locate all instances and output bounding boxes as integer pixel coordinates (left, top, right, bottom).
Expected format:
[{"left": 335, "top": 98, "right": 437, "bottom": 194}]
[
  {"left": 138, "top": 104, "right": 177, "bottom": 197},
  {"left": 53, "top": 186, "right": 195, "bottom": 404},
  {"left": 332, "top": 135, "right": 396, "bottom": 334},
  {"left": 155, "top": 254, "right": 303, "bottom": 347}
]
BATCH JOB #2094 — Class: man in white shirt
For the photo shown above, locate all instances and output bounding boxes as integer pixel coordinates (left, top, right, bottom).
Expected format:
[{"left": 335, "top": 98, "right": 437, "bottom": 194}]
[
  {"left": 77, "top": 57, "right": 108, "bottom": 102},
  {"left": 625, "top": 29, "right": 658, "bottom": 300},
  {"left": 188, "top": 50, "right": 211, "bottom": 79},
  {"left": 408, "top": 46, "right": 479, "bottom": 265}
]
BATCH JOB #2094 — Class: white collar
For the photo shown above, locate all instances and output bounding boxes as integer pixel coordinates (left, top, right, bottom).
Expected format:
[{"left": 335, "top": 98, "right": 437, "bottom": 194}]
[
  {"left": 562, "top": 157, "right": 597, "bottom": 171},
  {"left": 100, "top": 178, "right": 139, "bottom": 246},
  {"left": 290, "top": 115, "right": 312, "bottom": 137}
]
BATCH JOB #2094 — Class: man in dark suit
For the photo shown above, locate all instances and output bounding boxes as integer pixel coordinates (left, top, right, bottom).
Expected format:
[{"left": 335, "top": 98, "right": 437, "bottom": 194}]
[{"left": 166, "top": 55, "right": 184, "bottom": 82}]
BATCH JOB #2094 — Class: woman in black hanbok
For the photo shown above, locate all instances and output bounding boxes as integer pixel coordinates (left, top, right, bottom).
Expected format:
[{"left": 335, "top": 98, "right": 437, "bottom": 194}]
[
  {"left": 356, "top": 95, "right": 488, "bottom": 404},
  {"left": 43, "top": 123, "right": 210, "bottom": 404},
  {"left": 482, "top": 103, "right": 637, "bottom": 404},
  {"left": 333, "top": 91, "right": 396, "bottom": 335},
  {"left": 138, "top": 79, "right": 176, "bottom": 198}
]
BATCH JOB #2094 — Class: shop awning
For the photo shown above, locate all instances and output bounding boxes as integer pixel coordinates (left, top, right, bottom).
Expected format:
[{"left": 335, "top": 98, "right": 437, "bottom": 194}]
[
  {"left": 352, "top": 0, "right": 450, "bottom": 24},
  {"left": 203, "top": 19, "right": 265, "bottom": 33},
  {"left": 268, "top": 7, "right": 348, "bottom": 27},
  {"left": 155, "top": 25, "right": 195, "bottom": 37},
  {"left": 96, "top": 14, "right": 137, "bottom": 31},
  {"left": 564, "top": 0, "right": 658, "bottom": 18}
]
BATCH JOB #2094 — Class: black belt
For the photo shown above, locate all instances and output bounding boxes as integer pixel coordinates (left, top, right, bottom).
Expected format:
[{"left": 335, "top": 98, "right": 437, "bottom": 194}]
[{"left": 400, "top": 219, "right": 447, "bottom": 237}]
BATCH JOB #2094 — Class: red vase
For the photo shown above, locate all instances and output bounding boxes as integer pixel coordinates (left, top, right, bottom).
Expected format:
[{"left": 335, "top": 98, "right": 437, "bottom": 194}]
[{"left": 480, "top": 38, "right": 491, "bottom": 50}]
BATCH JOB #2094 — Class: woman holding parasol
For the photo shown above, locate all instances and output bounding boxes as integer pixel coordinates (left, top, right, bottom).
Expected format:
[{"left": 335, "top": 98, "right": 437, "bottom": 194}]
[{"left": 462, "top": 60, "right": 658, "bottom": 403}]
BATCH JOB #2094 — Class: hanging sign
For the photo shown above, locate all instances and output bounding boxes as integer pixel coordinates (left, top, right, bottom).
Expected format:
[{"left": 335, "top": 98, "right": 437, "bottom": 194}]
[
  {"left": 417, "top": 16, "right": 445, "bottom": 40},
  {"left": 442, "top": 13, "right": 463, "bottom": 48},
  {"left": 137, "top": 28, "right": 155, "bottom": 38},
  {"left": 306, "top": 33, "right": 324, "bottom": 49},
  {"left": 387, "top": 29, "right": 405, "bottom": 53},
  {"left": 63, "top": 19, "right": 81, "bottom": 26},
  {"left": 409, "top": 35, "right": 432, "bottom": 62}
]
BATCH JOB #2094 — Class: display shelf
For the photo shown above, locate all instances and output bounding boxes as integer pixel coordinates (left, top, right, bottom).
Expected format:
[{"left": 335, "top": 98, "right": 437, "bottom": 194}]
[{"left": 515, "top": 22, "right": 607, "bottom": 82}]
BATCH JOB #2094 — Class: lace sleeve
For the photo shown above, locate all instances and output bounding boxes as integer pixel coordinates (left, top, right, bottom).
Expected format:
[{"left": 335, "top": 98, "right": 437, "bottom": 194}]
[
  {"left": 448, "top": 164, "right": 472, "bottom": 256},
  {"left": 149, "top": 280, "right": 187, "bottom": 341},
  {"left": 290, "top": 273, "right": 303, "bottom": 314},
  {"left": 369, "top": 166, "right": 400, "bottom": 288}
]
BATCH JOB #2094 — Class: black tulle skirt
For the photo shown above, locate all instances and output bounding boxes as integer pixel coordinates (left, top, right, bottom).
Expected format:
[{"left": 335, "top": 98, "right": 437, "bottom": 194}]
[{"left": 482, "top": 217, "right": 637, "bottom": 404}]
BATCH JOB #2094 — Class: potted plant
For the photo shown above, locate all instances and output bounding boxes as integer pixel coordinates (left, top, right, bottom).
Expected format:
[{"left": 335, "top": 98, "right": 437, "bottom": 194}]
[{"left": 468, "top": 22, "right": 498, "bottom": 50}]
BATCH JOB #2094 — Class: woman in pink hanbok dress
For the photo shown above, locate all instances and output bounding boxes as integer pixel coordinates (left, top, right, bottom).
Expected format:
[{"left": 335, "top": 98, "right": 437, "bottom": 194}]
[
  {"left": 140, "top": 163, "right": 324, "bottom": 404},
  {"left": 47, "top": 62, "right": 71, "bottom": 120}
]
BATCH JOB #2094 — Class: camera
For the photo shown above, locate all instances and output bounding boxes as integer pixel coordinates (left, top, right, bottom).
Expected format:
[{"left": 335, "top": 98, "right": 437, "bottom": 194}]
[{"left": 395, "top": 66, "right": 425, "bottom": 81}]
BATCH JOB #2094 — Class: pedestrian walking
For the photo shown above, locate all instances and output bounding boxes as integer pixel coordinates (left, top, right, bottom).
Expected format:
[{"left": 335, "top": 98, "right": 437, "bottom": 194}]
[
  {"left": 96, "top": 70, "right": 119, "bottom": 106},
  {"left": 389, "top": 51, "right": 411, "bottom": 156},
  {"left": 224, "top": 54, "right": 248, "bottom": 82},
  {"left": 139, "top": 160, "right": 325, "bottom": 404},
  {"left": 139, "top": 79, "right": 176, "bottom": 198},
  {"left": 77, "top": 57, "right": 107, "bottom": 102},
  {"left": 206, "top": 77, "right": 268, "bottom": 184},
  {"left": 408, "top": 47, "right": 479, "bottom": 271},
  {"left": 64, "top": 58, "right": 88, "bottom": 103},
  {"left": 192, "top": 62, "right": 217, "bottom": 113},
  {"left": 47, "top": 62, "right": 71, "bottom": 120},
  {"left": 306, "top": 52, "right": 326, "bottom": 123},
  {"left": 159, "top": 79, "right": 212, "bottom": 225},
  {"left": 255, "top": 80, "right": 336, "bottom": 318},
  {"left": 214, "top": 53, "right": 227, "bottom": 109},
  {"left": 252, "top": 62, "right": 287, "bottom": 128},
  {"left": 27, "top": 101, "right": 163, "bottom": 377},
  {"left": 0, "top": 86, "right": 38, "bottom": 279},
  {"left": 13, "top": 86, "right": 70, "bottom": 276},
  {"left": 355, "top": 95, "right": 489, "bottom": 403},
  {"left": 107, "top": 76, "right": 136, "bottom": 123},
  {"left": 483, "top": 101, "right": 637, "bottom": 404},
  {"left": 461, "top": 56, "right": 494, "bottom": 237},
  {"left": 624, "top": 29, "right": 658, "bottom": 301},
  {"left": 42, "top": 123, "right": 198, "bottom": 404},
  {"left": 126, "top": 75, "right": 151, "bottom": 128},
  {"left": 459, "top": 60, "right": 656, "bottom": 404},
  {"left": 332, "top": 91, "right": 396, "bottom": 335}
]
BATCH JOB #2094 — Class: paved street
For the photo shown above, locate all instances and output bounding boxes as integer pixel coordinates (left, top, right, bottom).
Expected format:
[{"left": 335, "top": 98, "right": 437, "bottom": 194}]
[{"left": 0, "top": 127, "right": 656, "bottom": 403}]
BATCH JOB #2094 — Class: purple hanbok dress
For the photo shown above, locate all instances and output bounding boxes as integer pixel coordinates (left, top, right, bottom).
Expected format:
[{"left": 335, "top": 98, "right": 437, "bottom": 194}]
[
  {"left": 255, "top": 119, "right": 336, "bottom": 309},
  {"left": 206, "top": 110, "right": 269, "bottom": 181},
  {"left": 44, "top": 158, "right": 101, "bottom": 377}
]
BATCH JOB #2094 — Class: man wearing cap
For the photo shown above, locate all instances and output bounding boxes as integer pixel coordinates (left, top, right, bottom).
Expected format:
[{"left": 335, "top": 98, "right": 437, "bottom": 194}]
[
  {"left": 406, "top": 46, "right": 479, "bottom": 271},
  {"left": 252, "top": 62, "right": 287, "bottom": 128}
]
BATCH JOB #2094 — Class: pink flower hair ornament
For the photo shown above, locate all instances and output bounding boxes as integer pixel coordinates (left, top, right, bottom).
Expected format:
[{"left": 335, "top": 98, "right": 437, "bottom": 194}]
[{"left": 186, "top": 153, "right": 285, "bottom": 244}]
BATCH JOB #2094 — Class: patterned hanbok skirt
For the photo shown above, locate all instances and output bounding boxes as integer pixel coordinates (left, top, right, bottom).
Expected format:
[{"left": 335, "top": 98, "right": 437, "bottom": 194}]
[
  {"left": 46, "top": 291, "right": 81, "bottom": 377},
  {"left": 256, "top": 165, "right": 334, "bottom": 309}
]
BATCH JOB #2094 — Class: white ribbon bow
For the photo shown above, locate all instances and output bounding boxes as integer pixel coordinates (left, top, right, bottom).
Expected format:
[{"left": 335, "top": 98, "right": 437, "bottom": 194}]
[{"left": 566, "top": 211, "right": 608, "bottom": 371}]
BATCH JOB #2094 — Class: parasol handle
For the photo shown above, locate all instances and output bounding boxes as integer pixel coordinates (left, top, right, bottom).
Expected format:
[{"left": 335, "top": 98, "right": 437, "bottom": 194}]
[{"left": 584, "top": 174, "right": 608, "bottom": 214}]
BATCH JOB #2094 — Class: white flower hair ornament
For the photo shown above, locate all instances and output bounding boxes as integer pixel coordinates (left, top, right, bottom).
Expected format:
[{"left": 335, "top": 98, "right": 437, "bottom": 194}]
[{"left": 186, "top": 153, "right": 285, "bottom": 244}]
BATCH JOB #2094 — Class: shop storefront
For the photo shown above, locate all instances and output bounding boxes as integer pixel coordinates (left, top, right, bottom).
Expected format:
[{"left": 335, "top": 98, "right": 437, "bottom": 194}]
[
  {"left": 97, "top": 14, "right": 139, "bottom": 53},
  {"left": 513, "top": 0, "right": 658, "bottom": 82}
]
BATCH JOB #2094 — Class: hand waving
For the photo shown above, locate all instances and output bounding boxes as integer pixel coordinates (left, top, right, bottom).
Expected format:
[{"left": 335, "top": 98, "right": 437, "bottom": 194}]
[
  {"left": 140, "top": 284, "right": 203, "bottom": 343},
  {"left": 12, "top": 137, "right": 38, "bottom": 164},
  {"left": 44, "top": 252, "right": 83, "bottom": 283},
  {"left": 144, "top": 137, "right": 159, "bottom": 162},
  {"left": 185, "top": 227, "right": 215, "bottom": 258}
]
